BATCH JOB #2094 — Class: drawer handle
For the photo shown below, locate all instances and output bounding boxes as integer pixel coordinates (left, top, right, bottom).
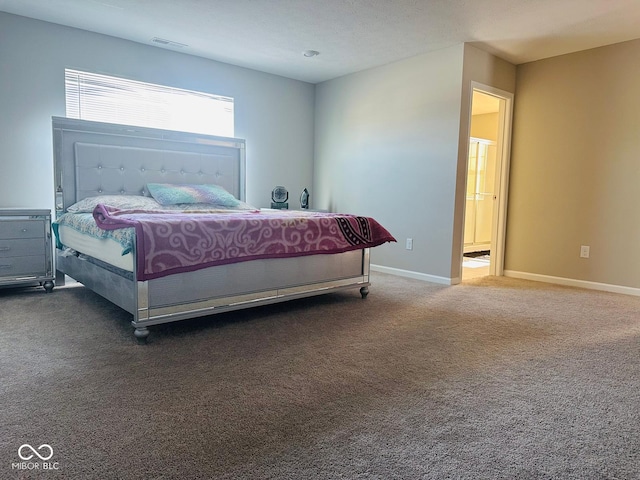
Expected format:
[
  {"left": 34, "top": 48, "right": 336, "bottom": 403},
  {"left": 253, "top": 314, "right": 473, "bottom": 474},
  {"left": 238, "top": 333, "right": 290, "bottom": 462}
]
[
  {"left": 0, "top": 264, "right": 12, "bottom": 269},
  {"left": 0, "top": 246, "right": 9, "bottom": 251}
]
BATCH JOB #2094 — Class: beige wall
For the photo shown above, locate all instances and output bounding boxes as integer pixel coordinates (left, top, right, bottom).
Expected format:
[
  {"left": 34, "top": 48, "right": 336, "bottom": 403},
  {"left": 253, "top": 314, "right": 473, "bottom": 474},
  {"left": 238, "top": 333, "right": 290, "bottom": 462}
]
[
  {"left": 508, "top": 38, "right": 640, "bottom": 289},
  {"left": 471, "top": 113, "right": 499, "bottom": 141}
]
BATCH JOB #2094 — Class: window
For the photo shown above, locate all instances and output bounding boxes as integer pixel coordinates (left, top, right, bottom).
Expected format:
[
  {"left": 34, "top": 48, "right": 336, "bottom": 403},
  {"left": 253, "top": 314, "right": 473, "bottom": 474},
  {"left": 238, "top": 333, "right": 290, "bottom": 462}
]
[{"left": 65, "top": 69, "right": 234, "bottom": 137}]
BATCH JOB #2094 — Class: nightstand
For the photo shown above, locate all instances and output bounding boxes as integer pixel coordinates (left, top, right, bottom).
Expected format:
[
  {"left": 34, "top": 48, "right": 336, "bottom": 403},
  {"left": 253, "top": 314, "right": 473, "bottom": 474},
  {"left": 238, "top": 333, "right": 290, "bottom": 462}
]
[{"left": 0, "top": 209, "right": 54, "bottom": 292}]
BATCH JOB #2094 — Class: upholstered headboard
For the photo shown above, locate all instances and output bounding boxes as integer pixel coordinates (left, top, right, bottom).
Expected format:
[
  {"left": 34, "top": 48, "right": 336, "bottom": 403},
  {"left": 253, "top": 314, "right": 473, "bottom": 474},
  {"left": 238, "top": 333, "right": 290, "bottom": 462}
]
[{"left": 52, "top": 117, "right": 246, "bottom": 216}]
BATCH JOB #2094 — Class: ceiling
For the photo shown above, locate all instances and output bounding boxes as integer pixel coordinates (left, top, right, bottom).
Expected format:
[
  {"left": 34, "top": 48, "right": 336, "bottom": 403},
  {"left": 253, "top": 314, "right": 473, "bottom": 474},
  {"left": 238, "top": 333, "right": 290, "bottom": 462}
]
[{"left": 1, "top": 0, "right": 639, "bottom": 84}]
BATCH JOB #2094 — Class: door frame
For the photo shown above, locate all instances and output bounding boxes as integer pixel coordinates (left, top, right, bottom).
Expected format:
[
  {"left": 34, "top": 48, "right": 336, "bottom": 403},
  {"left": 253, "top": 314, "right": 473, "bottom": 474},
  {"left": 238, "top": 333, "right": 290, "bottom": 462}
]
[{"left": 467, "top": 82, "right": 514, "bottom": 277}]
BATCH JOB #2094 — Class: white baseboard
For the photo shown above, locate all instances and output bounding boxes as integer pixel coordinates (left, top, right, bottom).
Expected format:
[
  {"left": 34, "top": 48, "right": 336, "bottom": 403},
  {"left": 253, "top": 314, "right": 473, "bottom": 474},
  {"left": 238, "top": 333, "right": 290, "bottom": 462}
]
[
  {"left": 371, "top": 265, "right": 640, "bottom": 296},
  {"left": 370, "top": 264, "right": 453, "bottom": 285},
  {"left": 504, "top": 270, "right": 640, "bottom": 297}
]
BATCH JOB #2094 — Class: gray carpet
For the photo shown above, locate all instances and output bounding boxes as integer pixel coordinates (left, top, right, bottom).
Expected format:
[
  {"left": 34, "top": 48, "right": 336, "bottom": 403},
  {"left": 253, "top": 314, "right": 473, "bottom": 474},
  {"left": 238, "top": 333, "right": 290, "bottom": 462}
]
[{"left": 1, "top": 273, "right": 639, "bottom": 479}]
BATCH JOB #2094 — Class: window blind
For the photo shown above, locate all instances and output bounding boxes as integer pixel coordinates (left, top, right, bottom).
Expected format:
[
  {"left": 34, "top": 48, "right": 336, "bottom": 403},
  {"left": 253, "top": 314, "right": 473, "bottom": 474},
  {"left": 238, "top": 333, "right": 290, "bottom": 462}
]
[{"left": 65, "top": 69, "right": 234, "bottom": 137}]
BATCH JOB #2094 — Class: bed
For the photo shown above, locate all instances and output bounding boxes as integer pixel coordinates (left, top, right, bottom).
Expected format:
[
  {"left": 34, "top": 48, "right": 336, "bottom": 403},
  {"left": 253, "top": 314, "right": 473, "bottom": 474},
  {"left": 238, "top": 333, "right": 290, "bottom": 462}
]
[{"left": 52, "top": 117, "right": 395, "bottom": 342}]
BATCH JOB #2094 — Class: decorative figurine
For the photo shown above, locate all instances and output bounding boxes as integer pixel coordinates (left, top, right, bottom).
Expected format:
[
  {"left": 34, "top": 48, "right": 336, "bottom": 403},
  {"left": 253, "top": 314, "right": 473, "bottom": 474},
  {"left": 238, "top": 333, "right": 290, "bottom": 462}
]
[
  {"left": 271, "top": 186, "right": 289, "bottom": 209},
  {"left": 300, "top": 188, "right": 309, "bottom": 209}
]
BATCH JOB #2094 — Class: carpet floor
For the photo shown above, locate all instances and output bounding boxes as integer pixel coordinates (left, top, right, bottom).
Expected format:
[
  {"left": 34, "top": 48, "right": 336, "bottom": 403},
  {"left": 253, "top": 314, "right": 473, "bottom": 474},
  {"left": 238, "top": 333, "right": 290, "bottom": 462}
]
[{"left": 1, "top": 272, "right": 639, "bottom": 479}]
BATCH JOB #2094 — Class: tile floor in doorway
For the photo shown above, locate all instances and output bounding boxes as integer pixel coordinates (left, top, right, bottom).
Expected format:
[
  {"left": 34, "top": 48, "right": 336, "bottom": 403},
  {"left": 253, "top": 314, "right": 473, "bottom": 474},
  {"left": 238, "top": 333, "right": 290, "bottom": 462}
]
[{"left": 462, "top": 253, "right": 490, "bottom": 280}]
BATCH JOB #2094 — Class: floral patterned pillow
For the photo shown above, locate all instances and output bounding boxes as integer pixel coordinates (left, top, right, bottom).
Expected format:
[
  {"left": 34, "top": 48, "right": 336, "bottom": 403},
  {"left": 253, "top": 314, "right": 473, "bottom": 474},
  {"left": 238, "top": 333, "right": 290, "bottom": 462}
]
[
  {"left": 146, "top": 183, "right": 240, "bottom": 207},
  {"left": 160, "top": 201, "right": 258, "bottom": 212}
]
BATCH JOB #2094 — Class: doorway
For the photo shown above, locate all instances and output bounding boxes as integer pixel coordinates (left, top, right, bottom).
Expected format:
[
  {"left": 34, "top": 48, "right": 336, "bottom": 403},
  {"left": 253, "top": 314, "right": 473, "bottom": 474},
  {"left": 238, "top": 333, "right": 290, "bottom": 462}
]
[{"left": 462, "top": 85, "right": 513, "bottom": 280}]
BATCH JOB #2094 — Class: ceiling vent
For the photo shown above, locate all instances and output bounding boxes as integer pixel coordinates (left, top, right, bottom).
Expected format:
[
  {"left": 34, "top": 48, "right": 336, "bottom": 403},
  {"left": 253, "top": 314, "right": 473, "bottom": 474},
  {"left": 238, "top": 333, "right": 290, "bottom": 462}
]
[{"left": 152, "top": 37, "right": 188, "bottom": 48}]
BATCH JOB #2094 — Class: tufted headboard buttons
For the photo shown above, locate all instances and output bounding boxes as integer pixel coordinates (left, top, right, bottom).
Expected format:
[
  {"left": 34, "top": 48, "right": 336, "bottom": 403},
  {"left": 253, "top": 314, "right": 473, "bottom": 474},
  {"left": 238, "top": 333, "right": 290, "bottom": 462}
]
[{"left": 71, "top": 142, "right": 243, "bottom": 204}]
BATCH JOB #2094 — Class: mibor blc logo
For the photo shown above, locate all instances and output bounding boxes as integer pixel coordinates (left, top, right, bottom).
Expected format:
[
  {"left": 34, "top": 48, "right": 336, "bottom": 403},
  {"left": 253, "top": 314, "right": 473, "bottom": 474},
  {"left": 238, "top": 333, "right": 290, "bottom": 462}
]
[{"left": 12, "top": 444, "right": 60, "bottom": 471}]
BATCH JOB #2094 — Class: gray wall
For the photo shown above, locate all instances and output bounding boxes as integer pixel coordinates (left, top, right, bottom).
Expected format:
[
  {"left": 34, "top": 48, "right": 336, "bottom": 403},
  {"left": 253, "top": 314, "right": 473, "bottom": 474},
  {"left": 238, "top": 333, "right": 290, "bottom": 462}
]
[
  {"left": 0, "top": 12, "right": 315, "bottom": 211},
  {"left": 0, "top": 12, "right": 519, "bottom": 287},
  {"left": 314, "top": 45, "right": 466, "bottom": 281},
  {"left": 314, "top": 45, "right": 516, "bottom": 282}
]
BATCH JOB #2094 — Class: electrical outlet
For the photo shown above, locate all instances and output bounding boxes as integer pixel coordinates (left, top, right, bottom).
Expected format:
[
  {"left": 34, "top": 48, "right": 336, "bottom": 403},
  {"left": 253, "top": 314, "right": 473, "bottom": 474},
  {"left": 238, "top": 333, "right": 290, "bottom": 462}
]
[
  {"left": 406, "top": 238, "right": 413, "bottom": 250},
  {"left": 580, "top": 245, "right": 590, "bottom": 258}
]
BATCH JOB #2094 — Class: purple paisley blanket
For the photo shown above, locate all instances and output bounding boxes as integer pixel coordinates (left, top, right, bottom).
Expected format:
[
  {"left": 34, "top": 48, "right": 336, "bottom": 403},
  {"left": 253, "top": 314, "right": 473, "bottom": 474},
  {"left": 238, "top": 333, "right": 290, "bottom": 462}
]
[{"left": 93, "top": 205, "right": 396, "bottom": 281}]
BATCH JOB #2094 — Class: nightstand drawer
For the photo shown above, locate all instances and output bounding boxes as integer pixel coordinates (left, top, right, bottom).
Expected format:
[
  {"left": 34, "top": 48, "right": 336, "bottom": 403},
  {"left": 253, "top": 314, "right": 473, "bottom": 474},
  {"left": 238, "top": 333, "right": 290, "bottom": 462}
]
[
  {"left": 0, "top": 254, "right": 47, "bottom": 277},
  {"left": 0, "top": 238, "right": 45, "bottom": 258},
  {"left": 0, "top": 220, "right": 45, "bottom": 239}
]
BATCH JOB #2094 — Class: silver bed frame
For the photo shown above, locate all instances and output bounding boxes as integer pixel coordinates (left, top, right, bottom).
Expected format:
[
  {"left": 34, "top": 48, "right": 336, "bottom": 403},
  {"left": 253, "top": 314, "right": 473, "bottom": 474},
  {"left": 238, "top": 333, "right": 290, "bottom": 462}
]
[{"left": 52, "top": 117, "right": 370, "bottom": 342}]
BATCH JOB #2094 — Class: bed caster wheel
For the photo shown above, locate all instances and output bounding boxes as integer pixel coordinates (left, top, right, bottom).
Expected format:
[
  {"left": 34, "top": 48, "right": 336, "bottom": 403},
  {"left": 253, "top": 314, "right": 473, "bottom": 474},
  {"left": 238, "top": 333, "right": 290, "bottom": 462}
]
[
  {"left": 134, "top": 327, "right": 150, "bottom": 344},
  {"left": 43, "top": 281, "right": 54, "bottom": 293},
  {"left": 360, "top": 286, "right": 369, "bottom": 299}
]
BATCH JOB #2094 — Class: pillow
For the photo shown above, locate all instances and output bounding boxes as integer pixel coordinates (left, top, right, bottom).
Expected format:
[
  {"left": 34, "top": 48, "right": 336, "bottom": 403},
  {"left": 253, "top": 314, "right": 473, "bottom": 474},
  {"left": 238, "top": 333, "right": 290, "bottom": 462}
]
[
  {"left": 159, "top": 201, "right": 258, "bottom": 212},
  {"left": 66, "top": 195, "right": 161, "bottom": 213},
  {"left": 146, "top": 183, "right": 240, "bottom": 208}
]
